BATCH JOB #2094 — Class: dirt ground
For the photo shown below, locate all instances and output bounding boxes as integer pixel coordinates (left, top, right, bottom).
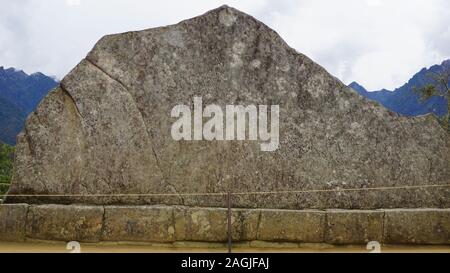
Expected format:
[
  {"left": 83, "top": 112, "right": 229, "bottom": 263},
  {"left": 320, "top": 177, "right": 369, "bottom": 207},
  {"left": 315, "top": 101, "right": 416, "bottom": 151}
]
[{"left": 0, "top": 242, "right": 449, "bottom": 253}]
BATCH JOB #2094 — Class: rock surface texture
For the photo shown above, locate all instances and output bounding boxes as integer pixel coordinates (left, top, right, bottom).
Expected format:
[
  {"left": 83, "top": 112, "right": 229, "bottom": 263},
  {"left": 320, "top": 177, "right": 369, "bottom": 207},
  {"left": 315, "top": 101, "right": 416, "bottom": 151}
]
[{"left": 5, "top": 6, "right": 450, "bottom": 209}]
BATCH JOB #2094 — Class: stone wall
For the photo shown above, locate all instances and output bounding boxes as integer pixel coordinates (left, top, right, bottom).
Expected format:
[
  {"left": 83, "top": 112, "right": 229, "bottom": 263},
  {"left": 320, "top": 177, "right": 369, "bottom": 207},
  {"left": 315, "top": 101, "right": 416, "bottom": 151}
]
[{"left": 1, "top": 204, "right": 449, "bottom": 245}]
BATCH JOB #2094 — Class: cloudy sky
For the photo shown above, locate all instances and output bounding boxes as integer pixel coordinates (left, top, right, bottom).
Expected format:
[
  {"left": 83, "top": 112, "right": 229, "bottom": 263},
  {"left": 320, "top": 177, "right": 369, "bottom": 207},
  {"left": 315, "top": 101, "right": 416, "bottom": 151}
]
[{"left": 1, "top": 0, "right": 449, "bottom": 91}]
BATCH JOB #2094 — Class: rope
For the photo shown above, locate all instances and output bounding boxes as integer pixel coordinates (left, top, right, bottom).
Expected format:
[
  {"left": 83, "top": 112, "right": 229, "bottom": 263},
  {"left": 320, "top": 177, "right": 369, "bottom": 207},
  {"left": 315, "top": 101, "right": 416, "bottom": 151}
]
[{"left": 2, "top": 183, "right": 449, "bottom": 197}]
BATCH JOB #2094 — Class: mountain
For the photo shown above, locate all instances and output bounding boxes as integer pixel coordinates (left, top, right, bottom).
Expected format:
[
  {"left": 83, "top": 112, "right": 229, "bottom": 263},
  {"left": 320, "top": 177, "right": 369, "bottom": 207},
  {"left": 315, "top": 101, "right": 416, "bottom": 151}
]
[
  {"left": 0, "top": 66, "right": 58, "bottom": 145},
  {"left": 0, "top": 66, "right": 58, "bottom": 115},
  {"left": 0, "top": 95, "right": 26, "bottom": 145},
  {"left": 349, "top": 60, "right": 449, "bottom": 118}
]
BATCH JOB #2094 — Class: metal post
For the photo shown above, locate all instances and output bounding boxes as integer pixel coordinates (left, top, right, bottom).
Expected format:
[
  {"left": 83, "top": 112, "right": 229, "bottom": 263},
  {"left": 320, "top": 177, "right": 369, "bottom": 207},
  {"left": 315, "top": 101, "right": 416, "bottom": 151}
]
[{"left": 227, "top": 191, "right": 232, "bottom": 253}]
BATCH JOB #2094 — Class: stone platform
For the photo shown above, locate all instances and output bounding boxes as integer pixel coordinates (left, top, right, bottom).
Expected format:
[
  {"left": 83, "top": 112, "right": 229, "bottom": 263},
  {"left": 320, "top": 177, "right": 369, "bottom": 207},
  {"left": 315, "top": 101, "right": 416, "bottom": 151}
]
[{"left": 0, "top": 204, "right": 448, "bottom": 245}]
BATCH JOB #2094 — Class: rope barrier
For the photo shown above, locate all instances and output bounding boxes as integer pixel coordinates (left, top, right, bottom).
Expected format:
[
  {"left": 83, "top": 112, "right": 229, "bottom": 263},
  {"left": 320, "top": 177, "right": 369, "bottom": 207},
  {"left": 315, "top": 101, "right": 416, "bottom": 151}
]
[{"left": 1, "top": 183, "right": 449, "bottom": 197}]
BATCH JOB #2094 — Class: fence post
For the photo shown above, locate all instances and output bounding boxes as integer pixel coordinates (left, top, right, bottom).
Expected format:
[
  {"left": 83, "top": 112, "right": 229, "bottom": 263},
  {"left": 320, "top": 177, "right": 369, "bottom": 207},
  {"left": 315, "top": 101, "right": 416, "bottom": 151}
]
[{"left": 227, "top": 190, "right": 232, "bottom": 253}]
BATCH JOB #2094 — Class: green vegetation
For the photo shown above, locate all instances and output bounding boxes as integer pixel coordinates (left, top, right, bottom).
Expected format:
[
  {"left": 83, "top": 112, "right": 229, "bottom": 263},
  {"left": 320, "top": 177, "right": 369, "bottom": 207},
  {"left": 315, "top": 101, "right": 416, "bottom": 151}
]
[
  {"left": 414, "top": 64, "right": 450, "bottom": 132},
  {"left": 0, "top": 142, "right": 14, "bottom": 197}
]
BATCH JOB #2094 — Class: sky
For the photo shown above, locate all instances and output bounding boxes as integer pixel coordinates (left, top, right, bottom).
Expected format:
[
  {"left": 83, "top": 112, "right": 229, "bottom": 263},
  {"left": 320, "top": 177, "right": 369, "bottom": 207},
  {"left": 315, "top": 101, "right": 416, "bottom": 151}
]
[{"left": 0, "top": 0, "right": 449, "bottom": 91}]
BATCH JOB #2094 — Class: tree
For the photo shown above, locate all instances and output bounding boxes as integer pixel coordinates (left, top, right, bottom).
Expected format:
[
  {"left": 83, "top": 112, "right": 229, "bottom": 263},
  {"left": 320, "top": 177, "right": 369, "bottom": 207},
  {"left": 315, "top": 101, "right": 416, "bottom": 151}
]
[
  {"left": 0, "top": 142, "right": 14, "bottom": 196},
  {"left": 414, "top": 62, "right": 450, "bottom": 132}
]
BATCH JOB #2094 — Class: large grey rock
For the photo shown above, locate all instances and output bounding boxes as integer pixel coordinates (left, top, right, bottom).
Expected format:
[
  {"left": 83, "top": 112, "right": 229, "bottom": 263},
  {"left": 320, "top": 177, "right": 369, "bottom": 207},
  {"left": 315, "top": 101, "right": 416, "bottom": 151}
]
[{"left": 5, "top": 5, "right": 450, "bottom": 209}]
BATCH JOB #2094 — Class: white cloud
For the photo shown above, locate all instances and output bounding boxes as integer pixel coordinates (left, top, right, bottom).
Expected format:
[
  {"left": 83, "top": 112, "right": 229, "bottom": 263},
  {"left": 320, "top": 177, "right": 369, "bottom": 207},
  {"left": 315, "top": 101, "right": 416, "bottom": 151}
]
[
  {"left": 266, "top": 0, "right": 450, "bottom": 90},
  {"left": 66, "top": 0, "right": 81, "bottom": 6},
  {"left": 0, "top": 0, "right": 449, "bottom": 90}
]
